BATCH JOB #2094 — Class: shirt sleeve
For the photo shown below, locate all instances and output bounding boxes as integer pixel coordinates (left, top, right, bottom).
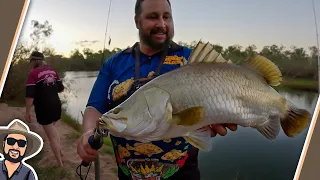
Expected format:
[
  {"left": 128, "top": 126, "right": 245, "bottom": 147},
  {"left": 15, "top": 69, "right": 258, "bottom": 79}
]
[
  {"left": 55, "top": 71, "right": 64, "bottom": 93},
  {"left": 26, "top": 71, "right": 36, "bottom": 98},
  {"left": 27, "top": 169, "right": 36, "bottom": 180},
  {"left": 86, "top": 55, "right": 115, "bottom": 114}
]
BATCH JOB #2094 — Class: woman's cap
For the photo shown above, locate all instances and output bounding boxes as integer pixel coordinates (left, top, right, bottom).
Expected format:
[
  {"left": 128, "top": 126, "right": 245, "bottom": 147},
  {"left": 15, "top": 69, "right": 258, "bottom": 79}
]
[{"left": 28, "top": 51, "right": 44, "bottom": 61}]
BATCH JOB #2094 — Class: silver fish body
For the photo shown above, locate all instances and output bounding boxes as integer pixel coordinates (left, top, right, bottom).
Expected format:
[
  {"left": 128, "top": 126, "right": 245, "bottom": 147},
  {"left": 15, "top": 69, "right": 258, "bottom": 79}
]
[
  {"left": 100, "top": 41, "right": 311, "bottom": 151},
  {"left": 144, "top": 63, "right": 284, "bottom": 133}
]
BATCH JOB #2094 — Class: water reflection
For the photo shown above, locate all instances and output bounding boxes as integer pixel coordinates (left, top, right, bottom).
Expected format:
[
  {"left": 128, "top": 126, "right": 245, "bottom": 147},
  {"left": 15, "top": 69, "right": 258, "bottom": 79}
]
[{"left": 61, "top": 71, "right": 318, "bottom": 180}]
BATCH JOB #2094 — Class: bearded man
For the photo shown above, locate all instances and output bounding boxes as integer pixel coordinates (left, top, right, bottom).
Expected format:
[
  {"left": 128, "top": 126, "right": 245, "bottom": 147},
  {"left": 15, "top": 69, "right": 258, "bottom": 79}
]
[{"left": 77, "top": 0, "right": 238, "bottom": 179}]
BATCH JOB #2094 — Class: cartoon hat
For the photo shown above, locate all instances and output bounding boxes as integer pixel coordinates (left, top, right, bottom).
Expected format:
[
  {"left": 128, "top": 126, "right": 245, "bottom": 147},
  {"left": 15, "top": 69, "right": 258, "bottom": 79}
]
[{"left": 0, "top": 119, "right": 43, "bottom": 158}]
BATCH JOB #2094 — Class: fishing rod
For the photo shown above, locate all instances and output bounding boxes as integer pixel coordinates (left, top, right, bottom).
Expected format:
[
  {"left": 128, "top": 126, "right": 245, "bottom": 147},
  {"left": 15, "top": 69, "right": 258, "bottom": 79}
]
[
  {"left": 101, "top": 0, "right": 113, "bottom": 65},
  {"left": 76, "top": 1, "right": 113, "bottom": 179}
]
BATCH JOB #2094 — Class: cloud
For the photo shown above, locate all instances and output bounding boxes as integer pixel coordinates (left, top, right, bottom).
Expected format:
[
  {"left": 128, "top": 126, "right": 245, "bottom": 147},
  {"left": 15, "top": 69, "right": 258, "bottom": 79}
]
[{"left": 73, "top": 40, "right": 99, "bottom": 47}]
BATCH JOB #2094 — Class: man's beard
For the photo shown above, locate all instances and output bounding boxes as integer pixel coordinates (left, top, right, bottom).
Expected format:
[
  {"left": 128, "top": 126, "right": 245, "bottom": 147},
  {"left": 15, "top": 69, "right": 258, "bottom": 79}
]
[
  {"left": 139, "top": 25, "right": 173, "bottom": 51},
  {"left": 3, "top": 149, "right": 25, "bottom": 163}
]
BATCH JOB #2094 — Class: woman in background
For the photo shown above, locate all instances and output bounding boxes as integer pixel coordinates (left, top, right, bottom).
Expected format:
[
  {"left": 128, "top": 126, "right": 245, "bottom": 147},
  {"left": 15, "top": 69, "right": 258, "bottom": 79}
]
[{"left": 25, "top": 51, "right": 64, "bottom": 167}]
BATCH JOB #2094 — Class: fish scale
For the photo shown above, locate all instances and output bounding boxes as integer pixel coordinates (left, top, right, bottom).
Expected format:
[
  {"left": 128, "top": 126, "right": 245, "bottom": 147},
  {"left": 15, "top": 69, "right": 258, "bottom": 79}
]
[
  {"left": 101, "top": 41, "right": 311, "bottom": 152},
  {"left": 152, "top": 68, "right": 271, "bottom": 128}
]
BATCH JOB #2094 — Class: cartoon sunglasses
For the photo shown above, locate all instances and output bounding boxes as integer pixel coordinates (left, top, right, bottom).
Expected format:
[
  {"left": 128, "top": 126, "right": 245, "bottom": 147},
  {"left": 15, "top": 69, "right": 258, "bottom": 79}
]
[{"left": 6, "top": 137, "right": 27, "bottom": 148}]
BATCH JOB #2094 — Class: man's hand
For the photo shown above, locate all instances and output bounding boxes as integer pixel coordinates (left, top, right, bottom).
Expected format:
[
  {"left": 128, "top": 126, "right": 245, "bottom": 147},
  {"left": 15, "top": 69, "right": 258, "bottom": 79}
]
[
  {"left": 200, "top": 124, "right": 238, "bottom": 137},
  {"left": 77, "top": 130, "right": 99, "bottom": 163}
]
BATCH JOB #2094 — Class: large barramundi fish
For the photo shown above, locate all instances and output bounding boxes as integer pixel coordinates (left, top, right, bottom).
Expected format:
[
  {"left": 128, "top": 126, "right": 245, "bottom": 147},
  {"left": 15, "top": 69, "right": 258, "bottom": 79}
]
[{"left": 99, "top": 40, "right": 311, "bottom": 152}]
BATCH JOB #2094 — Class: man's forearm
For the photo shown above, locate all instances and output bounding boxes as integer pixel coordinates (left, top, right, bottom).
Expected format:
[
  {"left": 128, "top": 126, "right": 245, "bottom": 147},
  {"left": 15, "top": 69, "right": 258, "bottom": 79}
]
[
  {"left": 82, "top": 107, "right": 103, "bottom": 133},
  {"left": 25, "top": 98, "right": 34, "bottom": 112}
]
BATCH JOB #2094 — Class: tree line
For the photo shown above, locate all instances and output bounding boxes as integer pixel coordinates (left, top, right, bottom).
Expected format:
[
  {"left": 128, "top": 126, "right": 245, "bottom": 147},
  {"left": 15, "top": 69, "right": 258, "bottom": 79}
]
[{"left": 0, "top": 20, "right": 318, "bottom": 104}]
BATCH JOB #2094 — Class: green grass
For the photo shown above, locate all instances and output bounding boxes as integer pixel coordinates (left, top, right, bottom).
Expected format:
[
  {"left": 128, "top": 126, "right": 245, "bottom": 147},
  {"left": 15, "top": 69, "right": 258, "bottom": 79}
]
[
  {"left": 61, "top": 110, "right": 115, "bottom": 156},
  {"left": 60, "top": 110, "right": 115, "bottom": 155},
  {"left": 276, "top": 77, "right": 318, "bottom": 92},
  {"left": 25, "top": 150, "right": 71, "bottom": 180},
  {"left": 101, "top": 136, "right": 115, "bottom": 155},
  {"left": 61, "top": 110, "right": 82, "bottom": 132}
]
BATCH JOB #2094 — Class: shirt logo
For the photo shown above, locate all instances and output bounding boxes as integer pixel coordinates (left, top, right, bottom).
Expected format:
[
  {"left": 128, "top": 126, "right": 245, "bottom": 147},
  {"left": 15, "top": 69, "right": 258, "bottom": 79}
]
[
  {"left": 163, "top": 55, "right": 184, "bottom": 65},
  {"left": 112, "top": 78, "right": 134, "bottom": 101}
]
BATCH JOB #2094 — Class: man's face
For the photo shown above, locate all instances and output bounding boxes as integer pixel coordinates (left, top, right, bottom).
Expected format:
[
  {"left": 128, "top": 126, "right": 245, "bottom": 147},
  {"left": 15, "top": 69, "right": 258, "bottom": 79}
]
[
  {"left": 135, "top": 0, "right": 174, "bottom": 50},
  {"left": 3, "top": 134, "right": 27, "bottom": 163}
]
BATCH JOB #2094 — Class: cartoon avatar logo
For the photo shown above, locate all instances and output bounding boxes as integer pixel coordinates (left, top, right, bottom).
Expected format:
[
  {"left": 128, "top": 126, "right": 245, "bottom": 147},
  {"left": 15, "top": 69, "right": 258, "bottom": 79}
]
[{"left": 0, "top": 119, "right": 43, "bottom": 180}]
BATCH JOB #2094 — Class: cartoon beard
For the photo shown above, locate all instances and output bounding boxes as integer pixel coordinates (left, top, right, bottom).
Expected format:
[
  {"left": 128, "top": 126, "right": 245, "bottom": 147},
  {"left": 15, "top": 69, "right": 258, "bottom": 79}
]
[{"left": 3, "top": 148, "right": 25, "bottom": 163}]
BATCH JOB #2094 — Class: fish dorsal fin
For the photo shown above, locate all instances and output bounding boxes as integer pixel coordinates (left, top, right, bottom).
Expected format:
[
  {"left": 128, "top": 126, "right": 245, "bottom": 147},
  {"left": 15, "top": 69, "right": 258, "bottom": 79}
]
[
  {"left": 187, "top": 40, "right": 230, "bottom": 64},
  {"left": 243, "top": 55, "right": 282, "bottom": 86}
]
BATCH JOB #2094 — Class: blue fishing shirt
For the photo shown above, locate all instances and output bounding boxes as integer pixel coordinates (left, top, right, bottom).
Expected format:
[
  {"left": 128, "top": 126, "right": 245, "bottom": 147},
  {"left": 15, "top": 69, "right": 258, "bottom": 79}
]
[{"left": 87, "top": 41, "right": 194, "bottom": 179}]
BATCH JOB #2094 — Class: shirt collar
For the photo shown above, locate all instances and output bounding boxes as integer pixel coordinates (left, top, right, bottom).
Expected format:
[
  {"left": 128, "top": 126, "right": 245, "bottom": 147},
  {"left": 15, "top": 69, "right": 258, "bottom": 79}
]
[
  {"left": 2, "top": 160, "right": 23, "bottom": 173},
  {"left": 122, "top": 40, "right": 184, "bottom": 54}
]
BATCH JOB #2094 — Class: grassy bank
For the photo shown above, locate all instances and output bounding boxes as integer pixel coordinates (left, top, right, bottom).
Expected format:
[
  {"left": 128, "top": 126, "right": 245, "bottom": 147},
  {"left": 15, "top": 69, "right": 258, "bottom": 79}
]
[
  {"left": 276, "top": 77, "right": 318, "bottom": 92},
  {"left": 37, "top": 110, "right": 114, "bottom": 179},
  {"left": 60, "top": 109, "right": 114, "bottom": 155},
  {"left": 25, "top": 151, "right": 72, "bottom": 180}
]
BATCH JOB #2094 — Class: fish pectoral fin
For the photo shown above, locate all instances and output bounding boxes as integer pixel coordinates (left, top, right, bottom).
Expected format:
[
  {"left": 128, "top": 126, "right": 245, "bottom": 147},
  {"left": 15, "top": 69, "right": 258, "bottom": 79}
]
[
  {"left": 187, "top": 40, "right": 228, "bottom": 64},
  {"left": 280, "top": 105, "right": 311, "bottom": 137},
  {"left": 143, "top": 86, "right": 171, "bottom": 119},
  {"left": 183, "top": 128, "right": 212, "bottom": 152},
  {"left": 169, "top": 106, "right": 205, "bottom": 126},
  {"left": 242, "top": 55, "right": 282, "bottom": 86},
  {"left": 256, "top": 115, "right": 281, "bottom": 140},
  {"left": 164, "top": 102, "right": 173, "bottom": 122}
]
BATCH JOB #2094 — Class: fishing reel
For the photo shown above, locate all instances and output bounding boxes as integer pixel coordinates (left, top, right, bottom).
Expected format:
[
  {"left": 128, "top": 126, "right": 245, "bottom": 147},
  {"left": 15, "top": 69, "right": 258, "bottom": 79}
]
[
  {"left": 82, "top": 118, "right": 110, "bottom": 166},
  {"left": 77, "top": 118, "right": 110, "bottom": 180}
]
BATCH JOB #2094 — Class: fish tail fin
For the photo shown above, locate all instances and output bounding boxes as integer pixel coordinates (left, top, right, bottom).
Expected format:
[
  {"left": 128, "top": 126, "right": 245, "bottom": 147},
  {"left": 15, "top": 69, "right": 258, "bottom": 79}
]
[
  {"left": 280, "top": 103, "right": 311, "bottom": 137},
  {"left": 187, "top": 40, "right": 229, "bottom": 64},
  {"left": 183, "top": 128, "right": 212, "bottom": 152},
  {"left": 243, "top": 55, "right": 282, "bottom": 86}
]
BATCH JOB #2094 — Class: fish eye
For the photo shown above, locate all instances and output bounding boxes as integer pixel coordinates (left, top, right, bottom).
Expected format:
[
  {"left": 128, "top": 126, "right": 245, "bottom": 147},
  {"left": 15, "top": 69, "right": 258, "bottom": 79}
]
[{"left": 113, "top": 107, "right": 121, "bottom": 114}]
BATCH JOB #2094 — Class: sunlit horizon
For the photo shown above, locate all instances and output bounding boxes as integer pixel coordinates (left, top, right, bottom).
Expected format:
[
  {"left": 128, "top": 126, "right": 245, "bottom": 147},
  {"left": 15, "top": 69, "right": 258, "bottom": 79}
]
[{"left": 18, "top": 0, "right": 320, "bottom": 57}]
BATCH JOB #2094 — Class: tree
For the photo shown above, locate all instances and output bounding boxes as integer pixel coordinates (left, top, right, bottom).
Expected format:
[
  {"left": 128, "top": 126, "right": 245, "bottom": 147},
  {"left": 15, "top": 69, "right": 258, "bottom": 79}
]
[{"left": 29, "top": 20, "right": 53, "bottom": 51}]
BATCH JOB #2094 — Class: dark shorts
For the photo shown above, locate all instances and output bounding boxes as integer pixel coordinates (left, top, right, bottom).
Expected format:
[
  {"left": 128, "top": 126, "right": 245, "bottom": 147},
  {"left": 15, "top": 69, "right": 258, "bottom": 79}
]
[
  {"left": 34, "top": 99, "right": 62, "bottom": 125},
  {"left": 117, "top": 147, "right": 201, "bottom": 180}
]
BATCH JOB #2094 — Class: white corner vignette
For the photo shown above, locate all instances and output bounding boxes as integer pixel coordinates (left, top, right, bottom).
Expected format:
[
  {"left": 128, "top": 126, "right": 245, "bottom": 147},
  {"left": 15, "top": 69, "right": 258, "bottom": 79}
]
[
  {"left": 0, "top": 0, "right": 31, "bottom": 98},
  {"left": 0, "top": 118, "right": 44, "bottom": 180},
  {"left": 293, "top": 94, "right": 320, "bottom": 180}
]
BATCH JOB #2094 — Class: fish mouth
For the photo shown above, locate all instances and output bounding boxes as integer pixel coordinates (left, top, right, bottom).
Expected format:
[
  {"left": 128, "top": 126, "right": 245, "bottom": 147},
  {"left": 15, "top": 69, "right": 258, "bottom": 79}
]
[{"left": 100, "top": 115, "right": 127, "bottom": 133}]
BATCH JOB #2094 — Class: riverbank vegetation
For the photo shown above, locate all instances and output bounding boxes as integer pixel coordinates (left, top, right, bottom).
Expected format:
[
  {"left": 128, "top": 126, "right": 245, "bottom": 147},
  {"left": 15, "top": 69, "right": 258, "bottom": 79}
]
[{"left": 0, "top": 19, "right": 318, "bottom": 105}]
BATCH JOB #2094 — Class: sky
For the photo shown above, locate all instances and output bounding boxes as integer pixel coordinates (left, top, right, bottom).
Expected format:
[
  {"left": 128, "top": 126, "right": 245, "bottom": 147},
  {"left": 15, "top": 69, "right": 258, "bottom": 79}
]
[{"left": 19, "top": 0, "right": 320, "bottom": 57}]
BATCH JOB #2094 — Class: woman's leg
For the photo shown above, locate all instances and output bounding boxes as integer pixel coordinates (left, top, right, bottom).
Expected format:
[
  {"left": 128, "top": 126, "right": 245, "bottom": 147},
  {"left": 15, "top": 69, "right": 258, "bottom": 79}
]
[
  {"left": 42, "top": 123, "right": 63, "bottom": 167},
  {"left": 53, "top": 120, "right": 63, "bottom": 157}
]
